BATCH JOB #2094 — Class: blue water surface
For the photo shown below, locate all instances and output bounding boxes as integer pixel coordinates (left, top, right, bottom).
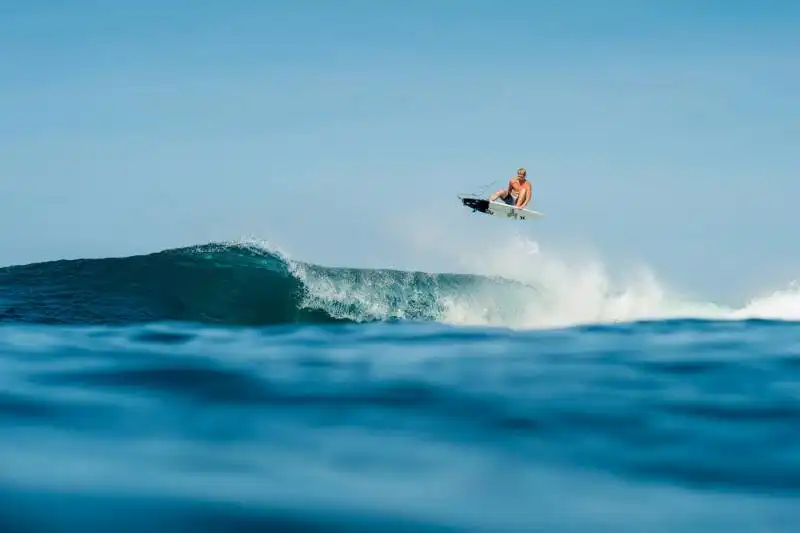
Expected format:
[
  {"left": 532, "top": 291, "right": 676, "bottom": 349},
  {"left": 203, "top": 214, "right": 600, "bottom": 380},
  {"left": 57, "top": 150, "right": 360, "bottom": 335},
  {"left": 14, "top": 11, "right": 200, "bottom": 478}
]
[{"left": 1, "top": 318, "right": 798, "bottom": 533}]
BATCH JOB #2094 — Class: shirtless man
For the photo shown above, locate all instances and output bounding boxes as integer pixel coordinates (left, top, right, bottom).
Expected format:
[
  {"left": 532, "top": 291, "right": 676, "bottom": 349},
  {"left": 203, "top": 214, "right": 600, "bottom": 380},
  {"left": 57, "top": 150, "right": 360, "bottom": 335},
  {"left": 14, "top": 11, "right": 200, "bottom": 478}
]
[{"left": 489, "top": 168, "right": 532, "bottom": 209}]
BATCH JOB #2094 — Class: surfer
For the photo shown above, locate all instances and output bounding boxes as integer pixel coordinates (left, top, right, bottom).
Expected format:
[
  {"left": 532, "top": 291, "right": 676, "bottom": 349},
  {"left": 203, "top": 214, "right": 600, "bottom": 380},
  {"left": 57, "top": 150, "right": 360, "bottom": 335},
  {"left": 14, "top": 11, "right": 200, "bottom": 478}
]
[{"left": 489, "top": 168, "right": 532, "bottom": 209}]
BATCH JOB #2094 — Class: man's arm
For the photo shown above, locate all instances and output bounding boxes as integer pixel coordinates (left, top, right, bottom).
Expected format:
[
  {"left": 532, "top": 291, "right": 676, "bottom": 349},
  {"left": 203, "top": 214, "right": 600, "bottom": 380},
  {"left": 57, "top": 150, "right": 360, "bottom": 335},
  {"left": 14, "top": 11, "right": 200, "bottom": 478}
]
[{"left": 516, "top": 183, "right": 532, "bottom": 209}]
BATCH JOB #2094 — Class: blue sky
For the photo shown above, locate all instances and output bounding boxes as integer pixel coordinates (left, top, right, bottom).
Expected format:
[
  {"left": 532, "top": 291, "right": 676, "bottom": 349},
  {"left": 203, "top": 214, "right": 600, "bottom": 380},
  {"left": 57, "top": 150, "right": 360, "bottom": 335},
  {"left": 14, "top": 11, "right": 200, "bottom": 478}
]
[{"left": 1, "top": 0, "right": 798, "bottom": 302}]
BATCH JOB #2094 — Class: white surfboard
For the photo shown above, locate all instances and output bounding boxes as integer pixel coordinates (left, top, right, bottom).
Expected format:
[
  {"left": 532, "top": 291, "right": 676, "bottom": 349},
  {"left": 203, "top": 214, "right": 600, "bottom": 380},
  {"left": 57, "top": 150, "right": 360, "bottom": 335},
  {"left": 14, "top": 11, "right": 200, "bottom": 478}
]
[{"left": 458, "top": 195, "right": 544, "bottom": 221}]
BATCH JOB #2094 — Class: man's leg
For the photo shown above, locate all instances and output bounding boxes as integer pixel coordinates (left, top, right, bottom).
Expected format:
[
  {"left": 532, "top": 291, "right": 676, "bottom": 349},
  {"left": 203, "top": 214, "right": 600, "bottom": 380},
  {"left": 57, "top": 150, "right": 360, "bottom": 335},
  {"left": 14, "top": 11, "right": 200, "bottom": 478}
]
[{"left": 489, "top": 188, "right": 507, "bottom": 201}]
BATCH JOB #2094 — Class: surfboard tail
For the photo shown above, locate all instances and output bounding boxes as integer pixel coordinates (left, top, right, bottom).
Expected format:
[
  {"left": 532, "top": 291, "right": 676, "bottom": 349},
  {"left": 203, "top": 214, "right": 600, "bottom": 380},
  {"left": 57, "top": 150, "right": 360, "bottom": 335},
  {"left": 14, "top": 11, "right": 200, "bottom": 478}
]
[{"left": 460, "top": 196, "right": 491, "bottom": 213}]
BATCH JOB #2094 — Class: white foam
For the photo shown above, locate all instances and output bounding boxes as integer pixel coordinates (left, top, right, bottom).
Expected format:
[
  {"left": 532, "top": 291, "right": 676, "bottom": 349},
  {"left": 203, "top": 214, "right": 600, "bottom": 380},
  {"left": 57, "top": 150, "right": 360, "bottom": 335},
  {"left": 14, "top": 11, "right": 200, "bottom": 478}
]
[
  {"left": 431, "top": 239, "right": 704, "bottom": 328},
  {"left": 390, "top": 225, "right": 799, "bottom": 329},
  {"left": 731, "top": 282, "right": 800, "bottom": 321}
]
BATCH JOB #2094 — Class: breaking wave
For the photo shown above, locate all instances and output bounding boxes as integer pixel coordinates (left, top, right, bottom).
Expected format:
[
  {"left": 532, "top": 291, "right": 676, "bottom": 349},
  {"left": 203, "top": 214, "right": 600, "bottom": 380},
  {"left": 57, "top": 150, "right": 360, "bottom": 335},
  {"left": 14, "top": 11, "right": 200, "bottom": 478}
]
[{"left": 1, "top": 240, "right": 798, "bottom": 328}]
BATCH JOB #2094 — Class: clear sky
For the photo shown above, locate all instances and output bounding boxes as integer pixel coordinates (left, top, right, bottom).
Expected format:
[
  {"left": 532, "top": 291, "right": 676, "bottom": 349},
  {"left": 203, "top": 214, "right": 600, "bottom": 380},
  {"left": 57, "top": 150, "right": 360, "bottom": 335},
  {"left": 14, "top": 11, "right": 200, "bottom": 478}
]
[{"left": 1, "top": 0, "right": 798, "bottom": 303}]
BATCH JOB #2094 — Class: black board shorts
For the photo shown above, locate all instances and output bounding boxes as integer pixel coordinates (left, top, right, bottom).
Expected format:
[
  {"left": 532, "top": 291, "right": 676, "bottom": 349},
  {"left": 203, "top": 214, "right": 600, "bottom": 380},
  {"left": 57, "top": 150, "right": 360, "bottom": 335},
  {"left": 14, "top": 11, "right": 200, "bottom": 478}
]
[{"left": 500, "top": 194, "right": 518, "bottom": 206}]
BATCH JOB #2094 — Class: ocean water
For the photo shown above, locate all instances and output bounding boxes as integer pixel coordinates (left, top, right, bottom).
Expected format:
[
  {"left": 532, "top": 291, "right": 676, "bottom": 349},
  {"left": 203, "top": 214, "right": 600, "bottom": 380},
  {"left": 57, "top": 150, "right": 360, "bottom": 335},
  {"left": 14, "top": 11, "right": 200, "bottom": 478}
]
[{"left": 1, "top": 242, "right": 799, "bottom": 532}]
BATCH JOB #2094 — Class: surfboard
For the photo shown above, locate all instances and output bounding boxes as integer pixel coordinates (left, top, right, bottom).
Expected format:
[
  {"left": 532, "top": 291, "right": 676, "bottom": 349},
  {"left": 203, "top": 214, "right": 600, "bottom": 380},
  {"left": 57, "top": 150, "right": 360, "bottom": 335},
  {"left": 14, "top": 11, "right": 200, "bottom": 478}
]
[{"left": 458, "top": 195, "right": 544, "bottom": 221}]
